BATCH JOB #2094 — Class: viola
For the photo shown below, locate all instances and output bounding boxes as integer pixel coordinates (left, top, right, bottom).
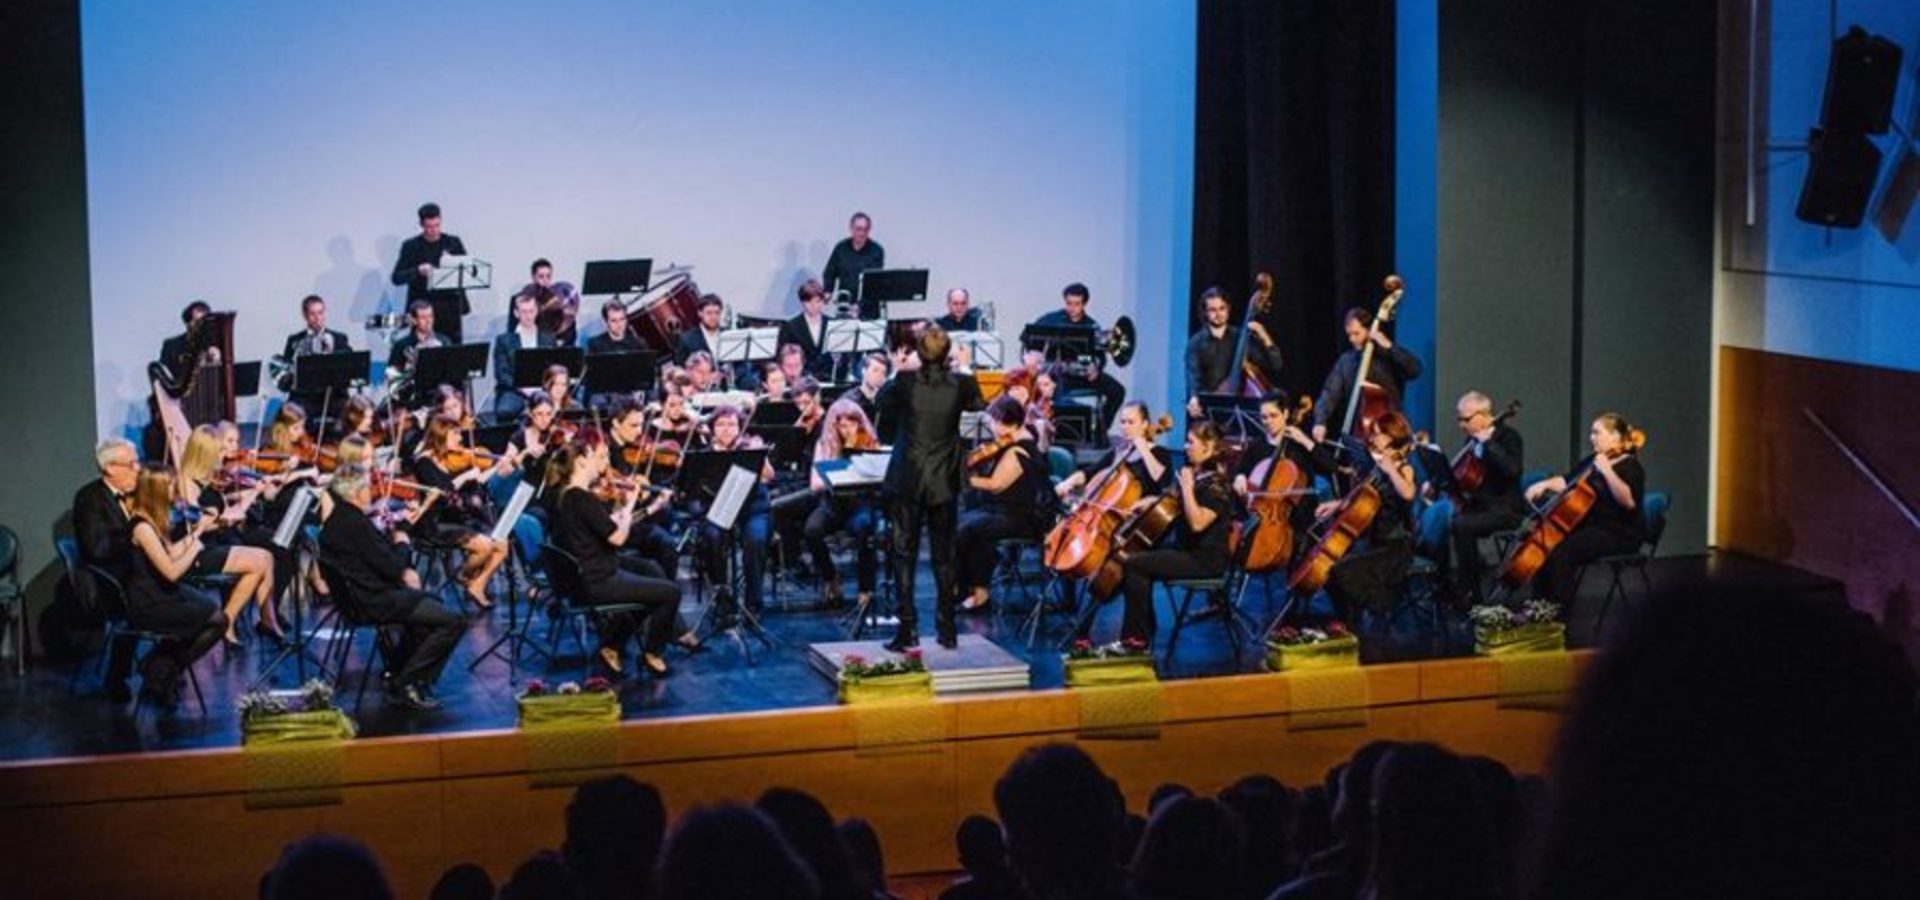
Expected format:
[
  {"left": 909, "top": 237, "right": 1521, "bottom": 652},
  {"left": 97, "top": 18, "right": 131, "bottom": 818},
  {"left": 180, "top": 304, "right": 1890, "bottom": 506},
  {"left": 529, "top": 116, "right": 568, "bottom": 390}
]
[
  {"left": 438, "top": 447, "right": 503, "bottom": 475},
  {"left": 1044, "top": 414, "right": 1173, "bottom": 579},
  {"left": 1495, "top": 429, "right": 1647, "bottom": 590},
  {"left": 967, "top": 433, "right": 1019, "bottom": 474}
]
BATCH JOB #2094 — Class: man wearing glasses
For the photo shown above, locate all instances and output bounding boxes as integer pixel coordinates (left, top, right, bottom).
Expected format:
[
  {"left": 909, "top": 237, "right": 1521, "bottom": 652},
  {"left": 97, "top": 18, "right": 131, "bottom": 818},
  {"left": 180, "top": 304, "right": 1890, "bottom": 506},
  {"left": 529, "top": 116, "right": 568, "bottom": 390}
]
[
  {"left": 1443, "top": 391, "right": 1526, "bottom": 605},
  {"left": 71, "top": 439, "right": 142, "bottom": 700}
]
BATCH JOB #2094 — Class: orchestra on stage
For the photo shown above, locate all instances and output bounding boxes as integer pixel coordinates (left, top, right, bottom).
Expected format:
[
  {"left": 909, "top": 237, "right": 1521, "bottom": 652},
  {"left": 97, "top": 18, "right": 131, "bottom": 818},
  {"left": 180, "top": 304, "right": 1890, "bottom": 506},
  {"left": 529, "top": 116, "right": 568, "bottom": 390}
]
[{"left": 88, "top": 203, "right": 1649, "bottom": 713}]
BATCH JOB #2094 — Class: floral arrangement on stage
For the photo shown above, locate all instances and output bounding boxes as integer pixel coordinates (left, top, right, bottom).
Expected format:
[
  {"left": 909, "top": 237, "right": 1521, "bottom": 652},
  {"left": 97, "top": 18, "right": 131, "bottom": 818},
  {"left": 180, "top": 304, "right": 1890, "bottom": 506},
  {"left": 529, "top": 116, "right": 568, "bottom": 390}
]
[
  {"left": 1470, "top": 601, "right": 1567, "bottom": 656},
  {"left": 836, "top": 649, "right": 932, "bottom": 704},
  {"left": 1265, "top": 621, "right": 1360, "bottom": 672},
  {"left": 237, "top": 679, "right": 357, "bottom": 745},
  {"left": 1063, "top": 637, "right": 1159, "bottom": 688},
  {"left": 516, "top": 677, "right": 621, "bottom": 728}
]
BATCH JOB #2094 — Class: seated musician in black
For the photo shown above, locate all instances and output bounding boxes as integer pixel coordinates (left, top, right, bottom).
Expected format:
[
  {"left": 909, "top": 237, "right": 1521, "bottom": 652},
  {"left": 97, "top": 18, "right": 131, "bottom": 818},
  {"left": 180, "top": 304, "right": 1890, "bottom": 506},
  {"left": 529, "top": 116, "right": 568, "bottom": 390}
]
[
  {"left": 491, "top": 290, "right": 557, "bottom": 419},
  {"left": 604, "top": 396, "right": 685, "bottom": 579},
  {"left": 74, "top": 439, "right": 143, "bottom": 699},
  {"left": 587, "top": 299, "right": 650, "bottom": 355},
  {"left": 280, "top": 294, "right": 355, "bottom": 416},
  {"left": 1310, "top": 306, "right": 1423, "bottom": 443},
  {"left": 1318, "top": 411, "right": 1419, "bottom": 620},
  {"left": 174, "top": 425, "right": 279, "bottom": 646},
  {"left": 1029, "top": 283, "right": 1127, "bottom": 433},
  {"left": 777, "top": 280, "right": 834, "bottom": 379},
  {"left": 386, "top": 300, "right": 456, "bottom": 407},
  {"left": 318, "top": 470, "right": 466, "bottom": 711},
  {"left": 953, "top": 396, "right": 1056, "bottom": 615},
  {"left": 694, "top": 405, "right": 774, "bottom": 614},
  {"left": 1054, "top": 400, "right": 1173, "bottom": 502},
  {"left": 1444, "top": 391, "right": 1526, "bottom": 604},
  {"left": 1233, "top": 390, "right": 1336, "bottom": 544},
  {"left": 1111, "top": 421, "right": 1238, "bottom": 644},
  {"left": 933, "top": 287, "right": 984, "bottom": 332},
  {"left": 1520, "top": 412, "right": 1646, "bottom": 607},
  {"left": 806, "top": 398, "right": 883, "bottom": 613},
  {"left": 408, "top": 414, "right": 510, "bottom": 609},
  {"left": 547, "top": 440, "right": 683, "bottom": 678},
  {"left": 122, "top": 464, "right": 228, "bottom": 709},
  {"left": 1184, "top": 287, "right": 1282, "bottom": 419}
]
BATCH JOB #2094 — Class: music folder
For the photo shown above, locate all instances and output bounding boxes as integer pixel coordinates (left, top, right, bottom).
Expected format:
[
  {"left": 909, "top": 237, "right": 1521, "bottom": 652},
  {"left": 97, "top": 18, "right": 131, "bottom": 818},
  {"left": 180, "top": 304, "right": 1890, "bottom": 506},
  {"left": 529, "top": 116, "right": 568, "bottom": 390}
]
[
  {"left": 582, "top": 258, "right": 653, "bottom": 296},
  {"left": 511, "top": 346, "right": 586, "bottom": 389}
]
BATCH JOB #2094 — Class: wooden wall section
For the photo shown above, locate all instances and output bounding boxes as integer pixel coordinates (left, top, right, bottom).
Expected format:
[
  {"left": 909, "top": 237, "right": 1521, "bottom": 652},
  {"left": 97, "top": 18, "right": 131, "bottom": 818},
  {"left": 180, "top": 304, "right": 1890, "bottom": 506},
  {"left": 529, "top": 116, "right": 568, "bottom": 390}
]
[
  {"left": 1717, "top": 346, "right": 1920, "bottom": 659},
  {"left": 0, "top": 655, "right": 1586, "bottom": 899}
]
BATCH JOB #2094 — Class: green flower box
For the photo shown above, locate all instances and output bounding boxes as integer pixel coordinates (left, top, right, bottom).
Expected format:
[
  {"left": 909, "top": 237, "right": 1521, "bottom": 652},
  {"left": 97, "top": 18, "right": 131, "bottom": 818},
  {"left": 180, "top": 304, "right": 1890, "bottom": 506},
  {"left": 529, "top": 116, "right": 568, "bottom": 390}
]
[
  {"left": 1475, "top": 622, "right": 1566, "bottom": 656},
  {"left": 517, "top": 691, "right": 621, "bottom": 728},
  {"left": 241, "top": 709, "right": 357, "bottom": 747},
  {"left": 1063, "top": 655, "right": 1158, "bottom": 688},
  {"left": 1266, "top": 635, "right": 1361, "bottom": 672},
  {"left": 837, "top": 670, "right": 934, "bottom": 705}
]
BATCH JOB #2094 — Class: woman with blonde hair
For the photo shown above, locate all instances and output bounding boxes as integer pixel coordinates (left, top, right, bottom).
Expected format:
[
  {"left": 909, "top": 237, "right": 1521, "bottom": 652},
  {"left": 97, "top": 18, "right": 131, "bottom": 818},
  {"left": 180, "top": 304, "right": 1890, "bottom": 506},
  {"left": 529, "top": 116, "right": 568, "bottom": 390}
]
[{"left": 174, "top": 425, "right": 281, "bottom": 645}]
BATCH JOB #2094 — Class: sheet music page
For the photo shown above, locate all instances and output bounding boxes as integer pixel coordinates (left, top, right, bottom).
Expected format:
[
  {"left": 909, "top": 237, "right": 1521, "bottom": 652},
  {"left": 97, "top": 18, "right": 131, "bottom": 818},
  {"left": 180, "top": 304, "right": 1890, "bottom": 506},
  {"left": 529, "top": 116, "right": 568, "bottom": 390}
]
[
  {"left": 272, "top": 487, "right": 318, "bottom": 549},
  {"left": 707, "top": 466, "right": 757, "bottom": 529},
  {"left": 489, "top": 481, "right": 536, "bottom": 544}
]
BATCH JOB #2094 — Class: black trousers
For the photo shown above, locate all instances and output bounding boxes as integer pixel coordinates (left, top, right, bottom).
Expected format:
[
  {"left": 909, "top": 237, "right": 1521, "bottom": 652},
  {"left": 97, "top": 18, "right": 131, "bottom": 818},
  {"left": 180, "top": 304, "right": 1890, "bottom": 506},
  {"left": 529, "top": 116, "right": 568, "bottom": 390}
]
[
  {"left": 1326, "top": 543, "right": 1413, "bottom": 620},
  {"left": 1063, "top": 372, "right": 1128, "bottom": 432},
  {"left": 430, "top": 295, "right": 466, "bottom": 344},
  {"left": 621, "top": 522, "right": 680, "bottom": 581},
  {"left": 700, "top": 508, "right": 770, "bottom": 611},
  {"left": 368, "top": 589, "right": 465, "bottom": 690},
  {"left": 119, "top": 585, "right": 226, "bottom": 688},
  {"left": 954, "top": 507, "right": 1045, "bottom": 594},
  {"left": 1533, "top": 526, "right": 1641, "bottom": 606},
  {"left": 1118, "top": 548, "right": 1226, "bottom": 643},
  {"left": 1449, "top": 505, "right": 1525, "bottom": 597},
  {"left": 586, "top": 556, "right": 680, "bottom": 655},
  {"left": 891, "top": 498, "right": 959, "bottom": 634},
  {"left": 805, "top": 500, "right": 879, "bottom": 593}
]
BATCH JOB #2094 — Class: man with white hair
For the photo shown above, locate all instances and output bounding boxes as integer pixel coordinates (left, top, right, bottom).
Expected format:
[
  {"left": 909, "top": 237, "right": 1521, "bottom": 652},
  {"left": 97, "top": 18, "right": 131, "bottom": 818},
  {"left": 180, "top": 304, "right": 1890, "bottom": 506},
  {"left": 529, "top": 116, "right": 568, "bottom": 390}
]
[
  {"left": 933, "top": 288, "right": 983, "bottom": 333},
  {"left": 71, "top": 438, "right": 141, "bottom": 700}
]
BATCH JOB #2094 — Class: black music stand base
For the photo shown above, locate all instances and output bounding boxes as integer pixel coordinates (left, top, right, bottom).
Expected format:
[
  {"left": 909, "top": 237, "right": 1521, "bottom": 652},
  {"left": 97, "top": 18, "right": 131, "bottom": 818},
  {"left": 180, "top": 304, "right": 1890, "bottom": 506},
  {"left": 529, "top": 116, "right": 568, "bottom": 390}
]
[
  {"left": 688, "top": 531, "right": 778, "bottom": 666},
  {"left": 467, "top": 546, "right": 547, "bottom": 684},
  {"left": 249, "top": 540, "right": 336, "bottom": 691}
]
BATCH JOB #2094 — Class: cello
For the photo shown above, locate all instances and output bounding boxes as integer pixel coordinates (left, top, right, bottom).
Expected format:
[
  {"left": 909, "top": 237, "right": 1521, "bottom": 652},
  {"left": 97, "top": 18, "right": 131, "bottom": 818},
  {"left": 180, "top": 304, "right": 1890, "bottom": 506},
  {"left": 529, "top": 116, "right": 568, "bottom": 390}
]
[
  {"left": 1215, "top": 272, "right": 1278, "bottom": 397},
  {"left": 1495, "top": 428, "right": 1647, "bottom": 590},
  {"left": 1337, "top": 275, "right": 1407, "bottom": 439},
  {"left": 1236, "top": 396, "right": 1317, "bottom": 574},
  {"left": 1437, "top": 399, "right": 1521, "bottom": 502},
  {"left": 1087, "top": 468, "right": 1228, "bottom": 602},
  {"left": 1286, "top": 442, "right": 1410, "bottom": 597},
  {"left": 1043, "top": 414, "right": 1173, "bottom": 579}
]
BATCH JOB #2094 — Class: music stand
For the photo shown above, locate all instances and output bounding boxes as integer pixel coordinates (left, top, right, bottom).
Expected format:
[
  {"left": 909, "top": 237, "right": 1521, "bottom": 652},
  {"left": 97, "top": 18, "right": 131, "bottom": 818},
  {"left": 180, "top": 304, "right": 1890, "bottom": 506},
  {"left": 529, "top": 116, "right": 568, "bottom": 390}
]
[
  {"left": 857, "top": 268, "right": 929, "bottom": 309},
  {"left": 471, "top": 423, "right": 516, "bottom": 453},
  {"left": 414, "top": 343, "right": 488, "bottom": 392},
  {"left": 468, "top": 481, "right": 547, "bottom": 683},
  {"left": 679, "top": 449, "right": 770, "bottom": 506},
  {"left": 749, "top": 400, "right": 802, "bottom": 428},
  {"left": 234, "top": 361, "right": 263, "bottom": 397},
  {"left": 1020, "top": 323, "right": 1097, "bottom": 361},
  {"left": 249, "top": 487, "right": 329, "bottom": 689},
  {"left": 295, "top": 351, "right": 372, "bottom": 437},
  {"left": 511, "top": 346, "right": 586, "bottom": 390},
  {"left": 1197, "top": 394, "right": 1266, "bottom": 446},
  {"left": 428, "top": 256, "right": 492, "bottom": 291},
  {"left": 680, "top": 448, "right": 777, "bottom": 660},
  {"left": 823, "top": 319, "right": 886, "bottom": 353},
  {"left": 582, "top": 350, "right": 658, "bottom": 398},
  {"left": 581, "top": 258, "right": 653, "bottom": 296},
  {"left": 947, "top": 331, "right": 1005, "bottom": 369},
  {"left": 716, "top": 328, "right": 780, "bottom": 367}
]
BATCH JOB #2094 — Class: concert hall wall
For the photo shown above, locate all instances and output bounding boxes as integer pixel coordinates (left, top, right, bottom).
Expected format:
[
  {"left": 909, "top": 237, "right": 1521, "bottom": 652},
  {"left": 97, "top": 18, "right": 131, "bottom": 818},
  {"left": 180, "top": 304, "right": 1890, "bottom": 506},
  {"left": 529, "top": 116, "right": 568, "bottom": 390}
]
[
  {"left": 76, "top": 0, "right": 1199, "bottom": 440},
  {"left": 1436, "top": 0, "right": 1716, "bottom": 555}
]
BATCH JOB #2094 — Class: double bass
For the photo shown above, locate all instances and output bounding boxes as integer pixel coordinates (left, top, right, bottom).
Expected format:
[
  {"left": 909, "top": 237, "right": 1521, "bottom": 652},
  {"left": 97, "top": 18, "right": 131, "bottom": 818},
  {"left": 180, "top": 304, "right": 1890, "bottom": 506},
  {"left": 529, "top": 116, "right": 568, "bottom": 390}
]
[
  {"left": 1043, "top": 414, "right": 1173, "bottom": 579},
  {"left": 1495, "top": 428, "right": 1647, "bottom": 590},
  {"left": 1338, "top": 276, "right": 1406, "bottom": 439},
  {"left": 1214, "top": 272, "right": 1278, "bottom": 397},
  {"left": 1236, "top": 396, "right": 1317, "bottom": 574}
]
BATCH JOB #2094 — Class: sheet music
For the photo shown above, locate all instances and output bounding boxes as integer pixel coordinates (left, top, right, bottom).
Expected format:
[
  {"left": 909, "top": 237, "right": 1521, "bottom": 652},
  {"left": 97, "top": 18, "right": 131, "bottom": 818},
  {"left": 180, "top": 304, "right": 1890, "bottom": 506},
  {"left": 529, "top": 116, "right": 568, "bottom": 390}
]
[
  {"left": 272, "top": 487, "right": 318, "bottom": 549},
  {"left": 489, "top": 481, "right": 536, "bottom": 545},
  {"left": 706, "top": 466, "right": 757, "bottom": 530}
]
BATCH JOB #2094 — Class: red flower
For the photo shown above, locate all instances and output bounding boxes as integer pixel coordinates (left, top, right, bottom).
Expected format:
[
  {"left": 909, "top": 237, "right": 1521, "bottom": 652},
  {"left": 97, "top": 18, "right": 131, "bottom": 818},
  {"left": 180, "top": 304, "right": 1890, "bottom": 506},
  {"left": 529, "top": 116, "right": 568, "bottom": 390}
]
[
  {"left": 1326, "top": 621, "right": 1350, "bottom": 637},
  {"left": 1276, "top": 627, "right": 1299, "bottom": 641},
  {"left": 582, "top": 676, "right": 612, "bottom": 693},
  {"left": 523, "top": 679, "right": 547, "bottom": 697},
  {"left": 1073, "top": 638, "right": 1093, "bottom": 650},
  {"left": 903, "top": 648, "right": 923, "bottom": 660},
  {"left": 844, "top": 654, "right": 866, "bottom": 667}
]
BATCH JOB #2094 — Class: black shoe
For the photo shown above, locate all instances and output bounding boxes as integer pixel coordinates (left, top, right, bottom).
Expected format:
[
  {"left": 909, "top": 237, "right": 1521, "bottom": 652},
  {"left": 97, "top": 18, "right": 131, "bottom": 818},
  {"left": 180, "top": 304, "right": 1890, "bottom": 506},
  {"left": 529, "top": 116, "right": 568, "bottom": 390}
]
[
  {"left": 105, "top": 679, "right": 133, "bottom": 704},
  {"left": 883, "top": 630, "right": 919, "bottom": 653},
  {"left": 394, "top": 683, "right": 443, "bottom": 712},
  {"left": 936, "top": 630, "right": 958, "bottom": 650}
]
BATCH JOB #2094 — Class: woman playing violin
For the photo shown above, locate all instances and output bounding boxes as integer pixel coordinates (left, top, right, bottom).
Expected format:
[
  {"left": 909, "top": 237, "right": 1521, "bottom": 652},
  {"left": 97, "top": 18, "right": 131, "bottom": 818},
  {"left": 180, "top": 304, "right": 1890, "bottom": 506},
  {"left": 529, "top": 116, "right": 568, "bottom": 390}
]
[
  {"left": 1519, "top": 412, "right": 1646, "bottom": 607},
  {"left": 953, "top": 395, "right": 1055, "bottom": 614},
  {"left": 539, "top": 363, "right": 577, "bottom": 414},
  {"left": 758, "top": 363, "right": 790, "bottom": 401},
  {"left": 650, "top": 390, "right": 700, "bottom": 446},
  {"left": 1112, "top": 421, "right": 1238, "bottom": 644},
  {"left": 695, "top": 405, "right": 775, "bottom": 614},
  {"left": 1316, "top": 409, "right": 1418, "bottom": 620},
  {"left": 805, "top": 397, "right": 882, "bottom": 610},
  {"left": 603, "top": 397, "right": 684, "bottom": 578},
  {"left": 410, "top": 413, "right": 510, "bottom": 609},
  {"left": 545, "top": 440, "right": 682, "bottom": 679},
  {"left": 175, "top": 425, "right": 281, "bottom": 646},
  {"left": 123, "top": 464, "right": 229, "bottom": 708}
]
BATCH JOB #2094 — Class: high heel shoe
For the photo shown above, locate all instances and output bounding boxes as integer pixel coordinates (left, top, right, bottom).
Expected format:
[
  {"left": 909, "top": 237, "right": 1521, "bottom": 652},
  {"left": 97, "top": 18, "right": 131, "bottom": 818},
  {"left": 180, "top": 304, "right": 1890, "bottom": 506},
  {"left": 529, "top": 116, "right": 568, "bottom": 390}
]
[
  {"left": 221, "top": 630, "right": 244, "bottom": 649},
  {"left": 465, "top": 584, "right": 495, "bottom": 610},
  {"left": 674, "top": 631, "right": 705, "bottom": 653},
  {"left": 641, "top": 653, "right": 671, "bottom": 678},
  {"left": 597, "top": 646, "right": 625, "bottom": 676}
]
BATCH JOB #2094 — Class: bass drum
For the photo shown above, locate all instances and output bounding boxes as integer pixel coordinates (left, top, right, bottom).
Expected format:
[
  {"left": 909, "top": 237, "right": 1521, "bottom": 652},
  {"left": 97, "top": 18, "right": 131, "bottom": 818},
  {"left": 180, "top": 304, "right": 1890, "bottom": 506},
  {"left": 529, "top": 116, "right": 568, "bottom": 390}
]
[{"left": 627, "top": 273, "right": 701, "bottom": 353}]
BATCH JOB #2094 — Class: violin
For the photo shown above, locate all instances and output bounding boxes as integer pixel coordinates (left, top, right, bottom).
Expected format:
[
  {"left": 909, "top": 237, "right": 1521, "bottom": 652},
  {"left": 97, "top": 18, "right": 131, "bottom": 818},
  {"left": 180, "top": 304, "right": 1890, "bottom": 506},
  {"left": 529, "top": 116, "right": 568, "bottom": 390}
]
[
  {"left": 1495, "top": 428, "right": 1646, "bottom": 590},
  {"left": 371, "top": 471, "right": 435, "bottom": 503},
  {"left": 1236, "top": 396, "right": 1316, "bottom": 574},
  {"left": 967, "top": 433, "right": 1020, "bottom": 474},
  {"left": 1286, "top": 441, "right": 1410, "bottom": 597},
  {"left": 438, "top": 447, "right": 503, "bottom": 475},
  {"left": 1043, "top": 414, "right": 1173, "bottom": 579},
  {"left": 619, "top": 438, "right": 683, "bottom": 472},
  {"left": 796, "top": 398, "right": 824, "bottom": 433}
]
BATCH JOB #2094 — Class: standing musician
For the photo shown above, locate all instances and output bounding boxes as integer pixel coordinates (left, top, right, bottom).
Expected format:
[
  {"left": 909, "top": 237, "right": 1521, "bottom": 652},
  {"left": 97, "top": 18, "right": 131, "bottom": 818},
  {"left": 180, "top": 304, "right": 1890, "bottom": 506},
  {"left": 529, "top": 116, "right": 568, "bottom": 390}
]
[
  {"left": 279, "top": 294, "right": 355, "bottom": 416},
  {"left": 1111, "top": 421, "right": 1238, "bottom": 644},
  {"left": 779, "top": 280, "right": 834, "bottom": 378},
  {"left": 933, "top": 287, "right": 984, "bottom": 332},
  {"left": 157, "top": 301, "right": 214, "bottom": 373},
  {"left": 604, "top": 397, "right": 686, "bottom": 579},
  {"left": 387, "top": 300, "right": 455, "bottom": 378},
  {"left": 492, "top": 290, "right": 558, "bottom": 419},
  {"left": 821, "top": 211, "right": 885, "bottom": 318},
  {"left": 409, "top": 414, "right": 511, "bottom": 609},
  {"left": 875, "top": 326, "right": 985, "bottom": 650},
  {"left": 1311, "top": 307, "right": 1423, "bottom": 442},
  {"left": 676, "top": 294, "right": 725, "bottom": 365},
  {"left": 1443, "top": 391, "right": 1526, "bottom": 604},
  {"left": 806, "top": 398, "right": 884, "bottom": 614},
  {"left": 318, "top": 470, "right": 468, "bottom": 711},
  {"left": 1030, "top": 283, "right": 1127, "bottom": 434},
  {"left": 952, "top": 396, "right": 1054, "bottom": 615},
  {"left": 1055, "top": 401, "right": 1174, "bottom": 502},
  {"left": 546, "top": 439, "right": 683, "bottom": 678},
  {"left": 587, "top": 300, "right": 649, "bottom": 355},
  {"left": 1315, "top": 410, "right": 1419, "bottom": 621},
  {"left": 1518, "top": 412, "right": 1646, "bottom": 607},
  {"left": 122, "top": 463, "right": 229, "bottom": 709},
  {"left": 390, "top": 202, "right": 473, "bottom": 343},
  {"left": 1185, "top": 287, "right": 1282, "bottom": 418},
  {"left": 696, "top": 405, "right": 775, "bottom": 614},
  {"left": 174, "top": 426, "right": 280, "bottom": 646}
]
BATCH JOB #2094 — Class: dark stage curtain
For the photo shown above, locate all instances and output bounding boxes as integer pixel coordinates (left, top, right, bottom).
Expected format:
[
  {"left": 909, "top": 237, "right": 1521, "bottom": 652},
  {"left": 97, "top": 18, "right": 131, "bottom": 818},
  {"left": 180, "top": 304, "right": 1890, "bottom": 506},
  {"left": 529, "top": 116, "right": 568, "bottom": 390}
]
[{"left": 1190, "top": 0, "right": 1397, "bottom": 403}]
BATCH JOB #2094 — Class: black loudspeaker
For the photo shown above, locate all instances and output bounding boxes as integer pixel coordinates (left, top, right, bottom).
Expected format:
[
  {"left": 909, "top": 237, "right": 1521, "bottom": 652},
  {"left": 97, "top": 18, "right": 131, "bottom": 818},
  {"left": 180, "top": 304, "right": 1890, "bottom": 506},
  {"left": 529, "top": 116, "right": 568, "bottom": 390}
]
[
  {"left": 1796, "top": 128, "right": 1884, "bottom": 228},
  {"left": 1820, "top": 26, "right": 1902, "bottom": 135}
]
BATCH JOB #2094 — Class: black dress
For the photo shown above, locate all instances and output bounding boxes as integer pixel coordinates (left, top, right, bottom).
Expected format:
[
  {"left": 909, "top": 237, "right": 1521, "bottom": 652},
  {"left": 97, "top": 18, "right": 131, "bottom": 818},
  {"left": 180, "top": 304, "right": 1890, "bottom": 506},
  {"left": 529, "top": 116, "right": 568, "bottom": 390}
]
[
  {"left": 1532, "top": 454, "right": 1646, "bottom": 605},
  {"left": 1325, "top": 460, "right": 1416, "bottom": 619},
  {"left": 124, "top": 519, "right": 223, "bottom": 685}
]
